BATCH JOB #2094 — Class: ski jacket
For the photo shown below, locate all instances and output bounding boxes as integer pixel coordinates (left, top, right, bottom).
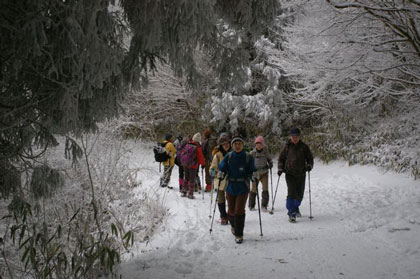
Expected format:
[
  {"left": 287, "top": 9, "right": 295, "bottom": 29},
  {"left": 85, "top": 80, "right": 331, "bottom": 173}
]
[
  {"left": 185, "top": 140, "right": 205, "bottom": 169},
  {"left": 210, "top": 146, "right": 230, "bottom": 191},
  {"left": 278, "top": 140, "right": 313, "bottom": 176},
  {"left": 219, "top": 150, "right": 256, "bottom": 196},
  {"left": 162, "top": 140, "right": 177, "bottom": 167},
  {"left": 250, "top": 146, "right": 273, "bottom": 176}
]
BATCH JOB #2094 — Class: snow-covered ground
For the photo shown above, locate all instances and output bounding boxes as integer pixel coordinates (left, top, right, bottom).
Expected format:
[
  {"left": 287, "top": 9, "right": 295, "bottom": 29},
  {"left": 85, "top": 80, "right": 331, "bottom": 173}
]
[{"left": 118, "top": 142, "right": 420, "bottom": 279}]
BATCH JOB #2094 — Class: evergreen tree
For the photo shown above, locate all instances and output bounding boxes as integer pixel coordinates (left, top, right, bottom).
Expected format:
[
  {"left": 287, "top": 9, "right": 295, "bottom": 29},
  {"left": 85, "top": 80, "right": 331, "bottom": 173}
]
[{"left": 0, "top": 0, "right": 279, "bottom": 196}]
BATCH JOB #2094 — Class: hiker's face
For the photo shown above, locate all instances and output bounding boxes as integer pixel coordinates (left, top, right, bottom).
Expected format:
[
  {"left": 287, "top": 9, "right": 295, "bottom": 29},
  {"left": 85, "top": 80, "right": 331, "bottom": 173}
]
[
  {"left": 255, "top": 143, "right": 263, "bottom": 150},
  {"left": 289, "top": 135, "right": 300, "bottom": 144},
  {"left": 233, "top": 141, "right": 243, "bottom": 152},
  {"left": 222, "top": 142, "right": 230, "bottom": 151}
]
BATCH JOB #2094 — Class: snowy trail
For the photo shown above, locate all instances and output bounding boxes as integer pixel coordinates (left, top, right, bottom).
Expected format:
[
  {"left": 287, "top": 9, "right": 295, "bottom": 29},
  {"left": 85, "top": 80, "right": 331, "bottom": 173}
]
[{"left": 119, "top": 142, "right": 420, "bottom": 279}]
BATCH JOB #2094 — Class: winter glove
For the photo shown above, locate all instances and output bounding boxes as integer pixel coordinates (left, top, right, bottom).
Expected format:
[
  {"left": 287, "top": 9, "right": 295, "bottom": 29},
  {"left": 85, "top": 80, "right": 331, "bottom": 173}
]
[
  {"left": 267, "top": 161, "right": 273, "bottom": 169},
  {"left": 251, "top": 176, "right": 257, "bottom": 183},
  {"left": 217, "top": 172, "right": 225, "bottom": 179},
  {"left": 277, "top": 170, "right": 283, "bottom": 177},
  {"left": 305, "top": 165, "right": 312, "bottom": 172},
  {"left": 210, "top": 168, "right": 217, "bottom": 178}
]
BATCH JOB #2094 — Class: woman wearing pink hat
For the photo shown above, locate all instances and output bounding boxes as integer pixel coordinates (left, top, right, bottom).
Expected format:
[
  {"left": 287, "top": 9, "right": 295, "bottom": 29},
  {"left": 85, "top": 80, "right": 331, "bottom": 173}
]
[{"left": 249, "top": 136, "right": 273, "bottom": 211}]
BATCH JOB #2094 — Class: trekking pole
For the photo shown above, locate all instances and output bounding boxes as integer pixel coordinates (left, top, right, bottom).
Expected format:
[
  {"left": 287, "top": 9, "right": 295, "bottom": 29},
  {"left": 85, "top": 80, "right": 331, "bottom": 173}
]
[
  {"left": 209, "top": 177, "right": 214, "bottom": 219},
  {"left": 308, "top": 171, "right": 314, "bottom": 220},
  {"left": 255, "top": 182, "right": 263, "bottom": 237},
  {"left": 269, "top": 175, "right": 281, "bottom": 215},
  {"left": 210, "top": 179, "right": 222, "bottom": 234},
  {"left": 201, "top": 167, "right": 205, "bottom": 200},
  {"left": 269, "top": 168, "right": 273, "bottom": 210}
]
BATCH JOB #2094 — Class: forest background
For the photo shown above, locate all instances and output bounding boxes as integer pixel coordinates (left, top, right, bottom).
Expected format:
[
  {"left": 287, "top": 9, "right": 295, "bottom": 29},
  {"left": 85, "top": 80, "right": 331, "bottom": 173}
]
[{"left": 1, "top": 0, "right": 419, "bottom": 278}]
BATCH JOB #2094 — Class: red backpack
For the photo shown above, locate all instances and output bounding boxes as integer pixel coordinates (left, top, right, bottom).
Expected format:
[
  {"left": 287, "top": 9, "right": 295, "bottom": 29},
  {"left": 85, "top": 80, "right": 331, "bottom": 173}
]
[{"left": 180, "top": 143, "right": 197, "bottom": 167}]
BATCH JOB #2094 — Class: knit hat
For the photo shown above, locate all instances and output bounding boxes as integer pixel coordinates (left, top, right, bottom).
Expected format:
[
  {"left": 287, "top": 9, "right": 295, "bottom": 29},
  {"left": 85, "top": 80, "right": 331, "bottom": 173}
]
[
  {"left": 165, "top": 134, "right": 173, "bottom": 141},
  {"left": 254, "top": 136, "right": 265, "bottom": 145},
  {"left": 218, "top": 133, "right": 231, "bottom": 145},
  {"left": 192, "top": 133, "right": 201, "bottom": 143},
  {"left": 231, "top": 135, "right": 245, "bottom": 145},
  {"left": 289, "top": 127, "right": 301, "bottom": 136}
]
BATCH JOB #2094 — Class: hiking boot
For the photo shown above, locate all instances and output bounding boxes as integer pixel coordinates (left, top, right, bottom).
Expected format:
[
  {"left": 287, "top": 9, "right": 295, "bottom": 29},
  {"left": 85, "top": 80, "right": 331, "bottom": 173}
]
[
  {"left": 248, "top": 206, "right": 255, "bottom": 211},
  {"left": 295, "top": 210, "right": 302, "bottom": 218},
  {"left": 289, "top": 215, "right": 296, "bottom": 223},
  {"left": 181, "top": 192, "right": 187, "bottom": 197},
  {"left": 220, "top": 217, "right": 229, "bottom": 225},
  {"left": 160, "top": 184, "right": 167, "bottom": 188},
  {"left": 187, "top": 195, "right": 195, "bottom": 199},
  {"left": 235, "top": 236, "right": 243, "bottom": 244}
]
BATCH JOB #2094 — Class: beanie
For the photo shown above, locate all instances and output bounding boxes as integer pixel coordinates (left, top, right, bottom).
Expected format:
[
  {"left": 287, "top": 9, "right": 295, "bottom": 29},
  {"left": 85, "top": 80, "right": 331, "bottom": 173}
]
[
  {"left": 192, "top": 133, "right": 201, "bottom": 144},
  {"left": 289, "top": 127, "right": 301, "bottom": 136},
  {"left": 231, "top": 135, "right": 245, "bottom": 146},
  {"left": 254, "top": 136, "right": 265, "bottom": 145}
]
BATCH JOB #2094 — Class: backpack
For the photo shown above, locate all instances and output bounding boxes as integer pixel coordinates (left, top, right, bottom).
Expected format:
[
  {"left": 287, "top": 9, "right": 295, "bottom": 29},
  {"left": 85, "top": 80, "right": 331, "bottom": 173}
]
[
  {"left": 153, "top": 142, "right": 170, "bottom": 162},
  {"left": 180, "top": 143, "right": 198, "bottom": 167}
]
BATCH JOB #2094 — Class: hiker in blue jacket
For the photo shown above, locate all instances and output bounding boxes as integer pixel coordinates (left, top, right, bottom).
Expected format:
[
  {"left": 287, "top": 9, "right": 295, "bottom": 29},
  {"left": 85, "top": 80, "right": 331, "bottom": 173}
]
[{"left": 218, "top": 135, "right": 256, "bottom": 244}]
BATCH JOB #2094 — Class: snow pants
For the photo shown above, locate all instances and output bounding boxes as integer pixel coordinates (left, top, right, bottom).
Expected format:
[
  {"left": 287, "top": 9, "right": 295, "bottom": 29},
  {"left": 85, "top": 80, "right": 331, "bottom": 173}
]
[
  {"left": 249, "top": 172, "right": 269, "bottom": 208},
  {"left": 285, "top": 174, "right": 306, "bottom": 216},
  {"left": 160, "top": 165, "right": 174, "bottom": 187},
  {"left": 226, "top": 193, "right": 248, "bottom": 237},
  {"left": 183, "top": 167, "right": 198, "bottom": 197}
]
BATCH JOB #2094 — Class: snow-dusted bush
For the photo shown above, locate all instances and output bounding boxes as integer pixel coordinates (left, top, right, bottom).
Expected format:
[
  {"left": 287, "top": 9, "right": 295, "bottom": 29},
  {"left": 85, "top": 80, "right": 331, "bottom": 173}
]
[{"left": 0, "top": 133, "right": 166, "bottom": 278}]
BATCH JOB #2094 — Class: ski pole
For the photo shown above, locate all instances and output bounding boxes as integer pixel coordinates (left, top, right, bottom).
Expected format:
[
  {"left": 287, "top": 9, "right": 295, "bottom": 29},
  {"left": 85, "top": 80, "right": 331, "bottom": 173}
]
[
  {"left": 308, "top": 171, "right": 314, "bottom": 220},
  {"left": 210, "top": 178, "right": 222, "bottom": 234},
  {"left": 269, "top": 175, "right": 281, "bottom": 215},
  {"left": 255, "top": 179, "right": 263, "bottom": 237}
]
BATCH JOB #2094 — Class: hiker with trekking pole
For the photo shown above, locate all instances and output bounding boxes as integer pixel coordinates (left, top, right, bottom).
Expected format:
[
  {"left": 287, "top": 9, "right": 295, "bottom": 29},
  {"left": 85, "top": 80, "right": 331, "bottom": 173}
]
[
  {"left": 209, "top": 133, "right": 231, "bottom": 225},
  {"left": 218, "top": 134, "right": 256, "bottom": 244},
  {"left": 277, "top": 127, "right": 314, "bottom": 223},
  {"left": 248, "top": 136, "right": 273, "bottom": 212}
]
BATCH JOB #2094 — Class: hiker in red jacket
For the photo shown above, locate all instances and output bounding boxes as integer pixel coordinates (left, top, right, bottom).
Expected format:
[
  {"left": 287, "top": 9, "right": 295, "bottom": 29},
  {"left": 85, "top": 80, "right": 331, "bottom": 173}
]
[{"left": 180, "top": 133, "right": 205, "bottom": 199}]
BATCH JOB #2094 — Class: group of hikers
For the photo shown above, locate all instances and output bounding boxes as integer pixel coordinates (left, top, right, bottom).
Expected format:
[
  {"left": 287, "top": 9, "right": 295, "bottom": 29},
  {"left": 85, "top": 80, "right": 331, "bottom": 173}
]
[{"left": 157, "top": 127, "right": 314, "bottom": 244}]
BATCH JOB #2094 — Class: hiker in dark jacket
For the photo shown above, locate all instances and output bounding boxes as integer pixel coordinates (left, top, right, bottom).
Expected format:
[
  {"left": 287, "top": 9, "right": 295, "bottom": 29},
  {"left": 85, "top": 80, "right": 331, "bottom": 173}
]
[
  {"left": 181, "top": 133, "right": 205, "bottom": 199},
  {"left": 277, "top": 127, "right": 314, "bottom": 223},
  {"left": 175, "top": 135, "right": 189, "bottom": 191},
  {"left": 249, "top": 136, "right": 273, "bottom": 211},
  {"left": 202, "top": 128, "right": 217, "bottom": 192},
  {"left": 219, "top": 135, "right": 256, "bottom": 244}
]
